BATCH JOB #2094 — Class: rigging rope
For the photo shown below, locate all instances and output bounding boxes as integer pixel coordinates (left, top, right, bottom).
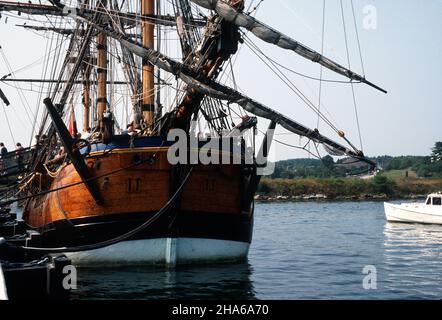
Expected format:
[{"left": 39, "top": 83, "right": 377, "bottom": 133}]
[
  {"left": 256, "top": 127, "right": 336, "bottom": 173},
  {"left": 317, "top": 0, "right": 326, "bottom": 130},
  {"left": 0, "top": 139, "right": 164, "bottom": 207},
  {"left": 0, "top": 47, "right": 35, "bottom": 128},
  {"left": 350, "top": 0, "right": 366, "bottom": 77},
  {"left": 246, "top": 0, "right": 265, "bottom": 15},
  {"left": 0, "top": 100, "right": 15, "bottom": 146},
  {"left": 340, "top": 0, "right": 364, "bottom": 151},
  {"left": 240, "top": 32, "right": 363, "bottom": 139},
  {"left": 250, "top": 52, "right": 363, "bottom": 84},
  {"left": 242, "top": 33, "right": 341, "bottom": 135},
  {"left": 9, "top": 166, "right": 195, "bottom": 254}
]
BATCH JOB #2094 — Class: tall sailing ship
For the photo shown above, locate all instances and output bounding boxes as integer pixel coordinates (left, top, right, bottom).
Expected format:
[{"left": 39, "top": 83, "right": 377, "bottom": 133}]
[{"left": 0, "top": 0, "right": 385, "bottom": 266}]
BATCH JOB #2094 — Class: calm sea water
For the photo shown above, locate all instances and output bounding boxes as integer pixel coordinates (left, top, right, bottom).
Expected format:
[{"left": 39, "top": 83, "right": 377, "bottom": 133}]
[{"left": 71, "top": 201, "right": 442, "bottom": 300}]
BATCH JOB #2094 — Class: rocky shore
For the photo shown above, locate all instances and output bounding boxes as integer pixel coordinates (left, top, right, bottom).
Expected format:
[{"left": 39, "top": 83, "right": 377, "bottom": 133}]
[{"left": 254, "top": 193, "right": 428, "bottom": 202}]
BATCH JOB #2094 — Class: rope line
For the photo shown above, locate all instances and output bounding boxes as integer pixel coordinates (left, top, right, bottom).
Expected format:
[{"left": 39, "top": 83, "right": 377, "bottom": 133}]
[
  {"left": 350, "top": 0, "right": 366, "bottom": 76},
  {"left": 317, "top": 0, "right": 326, "bottom": 129},
  {"left": 10, "top": 166, "right": 195, "bottom": 254},
  {"left": 340, "top": 0, "right": 364, "bottom": 151},
  {"left": 0, "top": 100, "right": 15, "bottom": 146}
]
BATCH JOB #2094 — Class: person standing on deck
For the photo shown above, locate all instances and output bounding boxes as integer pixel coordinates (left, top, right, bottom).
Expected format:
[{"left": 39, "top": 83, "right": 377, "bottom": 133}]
[
  {"left": 15, "top": 142, "right": 24, "bottom": 171},
  {"left": 0, "top": 142, "right": 8, "bottom": 173},
  {"left": 0, "top": 143, "right": 7, "bottom": 156}
]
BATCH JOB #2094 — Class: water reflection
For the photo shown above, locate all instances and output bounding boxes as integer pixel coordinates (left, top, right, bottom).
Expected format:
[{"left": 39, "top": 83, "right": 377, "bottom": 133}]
[
  {"left": 382, "top": 222, "right": 442, "bottom": 299},
  {"left": 71, "top": 262, "right": 256, "bottom": 300},
  {"left": 384, "top": 222, "right": 442, "bottom": 250}
]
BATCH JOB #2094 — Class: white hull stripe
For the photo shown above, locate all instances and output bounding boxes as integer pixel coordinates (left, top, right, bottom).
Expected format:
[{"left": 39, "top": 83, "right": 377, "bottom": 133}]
[
  {"left": 0, "top": 263, "right": 8, "bottom": 301},
  {"left": 65, "top": 238, "right": 250, "bottom": 267}
]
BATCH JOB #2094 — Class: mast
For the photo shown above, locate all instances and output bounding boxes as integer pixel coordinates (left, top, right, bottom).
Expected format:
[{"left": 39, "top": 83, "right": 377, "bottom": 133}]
[
  {"left": 155, "top": 0, "right": 162, "bottom": 121},
  {"left": 141, "top": 0, "right": 155, "bottom": 127},
  {"left": 96, "top": 0, "right": 108, "bottom": 127}
]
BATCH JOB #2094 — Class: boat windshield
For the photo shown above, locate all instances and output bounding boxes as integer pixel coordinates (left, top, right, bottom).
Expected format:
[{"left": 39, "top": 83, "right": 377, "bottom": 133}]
[
  {"left": 433, "top": 197, "right": 442, "bottom": 206},
  {"left": 426, "top": 197, "right": 432, "bottom": 205}
]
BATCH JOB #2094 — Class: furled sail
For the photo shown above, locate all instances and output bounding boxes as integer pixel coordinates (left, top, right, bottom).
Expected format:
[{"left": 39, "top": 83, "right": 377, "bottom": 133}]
[{"left": 190, "top": 0, "right": 386, "bottom": 94}]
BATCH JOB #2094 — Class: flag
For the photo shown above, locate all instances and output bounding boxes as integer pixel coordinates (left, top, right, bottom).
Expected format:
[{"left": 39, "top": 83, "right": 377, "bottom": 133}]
[{"left": 68, "top": 106, "right": 78, "bottom": 137}]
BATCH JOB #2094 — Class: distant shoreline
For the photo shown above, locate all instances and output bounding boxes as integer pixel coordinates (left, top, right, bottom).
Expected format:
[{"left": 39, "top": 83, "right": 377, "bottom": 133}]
[
  {"left": 254, "top": 194, "right": 427, "bottom": 203},
  {"left": 257, "top": 176, "right": 442, "bottom": 203}
]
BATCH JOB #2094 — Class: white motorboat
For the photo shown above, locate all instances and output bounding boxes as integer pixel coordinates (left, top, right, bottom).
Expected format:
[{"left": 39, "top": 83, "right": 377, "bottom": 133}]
[{"left": 384, "top": 193, "right": 442, "bottom": 224}]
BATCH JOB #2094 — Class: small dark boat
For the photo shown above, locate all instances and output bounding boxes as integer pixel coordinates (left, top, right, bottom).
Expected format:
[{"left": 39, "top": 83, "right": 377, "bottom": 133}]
[
  {"left": 0, "top": 246, "right": 71, "bottom": 301},
  {"left": 0, "top": 211, "right": 72, "bottom": 300}
]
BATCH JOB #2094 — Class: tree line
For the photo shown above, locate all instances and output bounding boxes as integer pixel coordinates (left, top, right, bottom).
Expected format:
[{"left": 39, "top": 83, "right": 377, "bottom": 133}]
[{"left": 270, "top": 142, "right": 442, "bottom": 179}]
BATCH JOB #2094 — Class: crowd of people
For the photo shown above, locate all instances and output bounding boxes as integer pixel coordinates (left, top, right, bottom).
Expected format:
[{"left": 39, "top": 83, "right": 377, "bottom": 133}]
[{"left": 0, "top": 142, "right": 25, "bottom": 173}]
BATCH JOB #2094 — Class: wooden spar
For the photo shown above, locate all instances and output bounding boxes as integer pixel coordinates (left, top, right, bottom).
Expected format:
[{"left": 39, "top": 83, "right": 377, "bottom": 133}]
[
  {"left": 82, "top": 25, "right": 91, "bottom": 134},
  {"left": 0, "top": 1, "right": 201, "bottom": 27},
  {"left": 83, "top": 86, "right": 90, "bottom": 132},
  {"left": 141, "top": 0, "right": 155, "bottom": 127},
  {"left": 155, "top": 0, "right": 162, "bottom": 120},
  {"left": 0, "top": 79, "right": 129, "bottom": 84},
  {"left": 0, "top": 1, "right": 58, "bottom": 15},
  {"left": 17, "top": 24, "right": 75, "bottom": 35},
  {"left": 15, "top": 24, "right": 114, "bottom": 37},
  {"left": 43, "top": 98, "right": 102, "bottom": 204},
  {"left": 82, "top": 68, "right": 91, "bottom": 132},
  {"left": 96, "top": 0, "right": 108, "bottom": 126}
]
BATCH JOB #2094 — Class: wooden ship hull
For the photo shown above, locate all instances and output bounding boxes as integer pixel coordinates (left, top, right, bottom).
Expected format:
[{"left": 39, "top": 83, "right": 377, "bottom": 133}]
[{"left": 22, "top": 136, "right": 255, "bottom": 266}]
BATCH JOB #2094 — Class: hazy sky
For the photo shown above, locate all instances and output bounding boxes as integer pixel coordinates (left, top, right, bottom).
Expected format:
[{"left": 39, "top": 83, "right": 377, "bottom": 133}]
[{"left": 0, "top": 0, "right": 441, "bottom": 160}]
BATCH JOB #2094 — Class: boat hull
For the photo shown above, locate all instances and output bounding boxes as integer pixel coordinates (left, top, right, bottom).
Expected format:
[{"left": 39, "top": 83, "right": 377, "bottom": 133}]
[
  {"left": 384, "top": 202, "right": 442, "bottom": 225},
  {"left": 26, "top": 208, "right": 254, "bottom": 266},
  {"left": 21, "top": 136, "right": 256, "bottom": 266}
]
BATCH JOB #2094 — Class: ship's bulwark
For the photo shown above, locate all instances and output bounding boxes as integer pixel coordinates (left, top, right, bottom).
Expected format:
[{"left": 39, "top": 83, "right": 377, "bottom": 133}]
[{"left": 22, "top": 136, "right": 255, "bottom": 265}]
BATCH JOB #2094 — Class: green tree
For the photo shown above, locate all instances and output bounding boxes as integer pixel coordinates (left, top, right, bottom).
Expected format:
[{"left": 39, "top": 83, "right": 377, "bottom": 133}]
[
  {"left": 370, "top": 175, "right": 396, "bottom": 196},
  {"left": 258, "top": 180, "right": 271, "bottom": 194},
  {"left": 431, "top": 142, "right": 442, "bottom": 163},
  {"left": 322, "top": 155, "right": 334, "bottom": 170}
]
